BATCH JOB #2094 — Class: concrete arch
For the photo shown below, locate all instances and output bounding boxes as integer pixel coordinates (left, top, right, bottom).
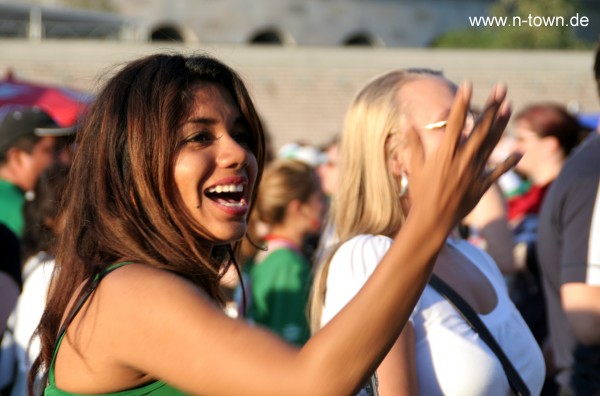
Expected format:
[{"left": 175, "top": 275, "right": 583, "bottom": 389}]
[
  {"left": 248, "top": 27, "right": 295, "bottom": 45},
  {"left": 149, "top": 22, "right": 197, "bottom": 43},
  {"left": 341, "top": 31, "right": 384, "bottom": 47}
]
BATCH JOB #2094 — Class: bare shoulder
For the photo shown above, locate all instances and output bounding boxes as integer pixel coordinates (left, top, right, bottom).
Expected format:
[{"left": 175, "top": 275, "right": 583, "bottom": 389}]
[
  {"left": 74, "top": 262, "right": 300, "bottom": 394},
  {"left": 55, "top": 263, "right": 230, "bottom": 393},
  {"left": 98, "top": 263, "right": 210, "bottom": 302},
  {"left": 92, "top": 262, "right": 228, "bottom": 350}
]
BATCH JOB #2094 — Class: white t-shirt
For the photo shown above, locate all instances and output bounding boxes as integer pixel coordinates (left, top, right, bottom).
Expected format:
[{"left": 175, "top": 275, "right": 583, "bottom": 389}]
[
  {"left": 321, "top": 235, "right": 545, "bottom": 396},
  {"left": 14, "top": 253, "right": 55, "bottom": 385}
]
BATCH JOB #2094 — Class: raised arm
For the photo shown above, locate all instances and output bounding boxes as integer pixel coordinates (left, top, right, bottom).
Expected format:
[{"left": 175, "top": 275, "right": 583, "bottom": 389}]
[{"left": 56, "top": 83, "right": 517, "bottom": 396}]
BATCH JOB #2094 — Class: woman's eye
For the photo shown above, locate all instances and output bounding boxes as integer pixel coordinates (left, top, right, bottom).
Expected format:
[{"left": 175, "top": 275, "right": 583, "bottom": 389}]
[
  {"left": 185, "top": 132, "right": 212, "bottom": 144},
  {"left": 233, "top": 130, "right": 251, "bottom": 145}
]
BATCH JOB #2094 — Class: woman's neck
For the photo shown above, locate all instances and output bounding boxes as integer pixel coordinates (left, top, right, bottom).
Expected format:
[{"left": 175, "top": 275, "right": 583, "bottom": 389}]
[
  {"left": 530, "top": 159, "right": 563, "bottom": 186},
  {"left": 266, "top": 223, "right": 304, "bottom": 249}
]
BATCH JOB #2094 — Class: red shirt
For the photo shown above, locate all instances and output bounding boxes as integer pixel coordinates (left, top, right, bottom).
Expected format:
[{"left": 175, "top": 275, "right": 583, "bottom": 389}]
[{"left": 507, "top": 183, "right": 552, "bottom": 222}]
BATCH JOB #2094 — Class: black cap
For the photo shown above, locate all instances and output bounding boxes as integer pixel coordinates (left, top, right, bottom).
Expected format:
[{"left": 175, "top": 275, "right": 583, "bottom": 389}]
[{"left": 0, "top": 106, "right": 75, "bottom": 153}]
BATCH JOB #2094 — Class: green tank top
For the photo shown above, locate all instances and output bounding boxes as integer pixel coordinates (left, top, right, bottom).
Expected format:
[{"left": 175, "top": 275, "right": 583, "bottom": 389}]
[{"left": 44, "top": 262, "right": 188, "bottom": 396}]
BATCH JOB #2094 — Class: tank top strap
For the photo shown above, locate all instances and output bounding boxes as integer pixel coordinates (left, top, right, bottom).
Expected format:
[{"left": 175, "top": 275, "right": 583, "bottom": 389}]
[{"left": 47, "top": 261, "right": 133, "bottom": 386}]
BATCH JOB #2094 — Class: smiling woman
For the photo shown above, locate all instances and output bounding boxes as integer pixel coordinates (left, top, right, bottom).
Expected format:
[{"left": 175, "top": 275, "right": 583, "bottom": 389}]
[
  {"left": 31, "top": 53, "right": 518, "bottom": 396},
  {"left": 174, "top": 82, "right": 258, "bottom": 244}
]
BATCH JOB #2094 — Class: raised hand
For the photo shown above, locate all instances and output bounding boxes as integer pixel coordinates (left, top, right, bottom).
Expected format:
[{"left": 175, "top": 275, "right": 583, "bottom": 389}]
[{"left": 406, "top": 82, "right": 520, "bottom": 232}]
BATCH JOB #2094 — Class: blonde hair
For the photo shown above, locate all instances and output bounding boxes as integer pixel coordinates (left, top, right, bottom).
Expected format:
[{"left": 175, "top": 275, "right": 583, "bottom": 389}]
[
  {"left": 309, "top": 68, "right": 443, "bottom": 333},
  {"left": 255, "top": 159, "right": 321, "bottom": 226}
]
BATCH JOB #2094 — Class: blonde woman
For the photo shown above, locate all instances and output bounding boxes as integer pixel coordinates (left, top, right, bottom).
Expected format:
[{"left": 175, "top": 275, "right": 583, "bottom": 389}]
[
  {"left": 310, "top": 69, "right": 545, "bottom": 396},
  {"left": 246, "top": 159, "right": 324, "bottom": 345}
]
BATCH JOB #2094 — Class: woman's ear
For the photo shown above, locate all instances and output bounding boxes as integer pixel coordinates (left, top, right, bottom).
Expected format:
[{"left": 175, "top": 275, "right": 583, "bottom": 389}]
[
  {"left": 391, "top": 151, "right": 405, "bottom": 177},
  {"left": 543, "top": 136, "right": 560, "bottom": 154},
  {"left": 287, "top": 198, "right": 303, "bottom": 218}
]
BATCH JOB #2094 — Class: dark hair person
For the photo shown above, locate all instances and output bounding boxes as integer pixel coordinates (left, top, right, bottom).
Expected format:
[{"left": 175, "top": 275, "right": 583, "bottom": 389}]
[
  {"left": 21, "top": 163, "right": 71, "bottom": 262},
  {"left": 31, "top": 53, "right": 517, "bottom": 395},
  {"left": 507, "top": 103, "right": 587, "bottom": 223}
]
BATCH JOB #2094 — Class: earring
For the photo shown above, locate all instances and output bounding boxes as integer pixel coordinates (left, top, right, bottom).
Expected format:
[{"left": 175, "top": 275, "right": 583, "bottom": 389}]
[{"left": 399, "top": 171, "right": 409, "bottom": 198}]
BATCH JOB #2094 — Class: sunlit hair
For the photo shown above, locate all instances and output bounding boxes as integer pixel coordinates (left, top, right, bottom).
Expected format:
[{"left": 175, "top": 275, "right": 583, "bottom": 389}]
[
  {"left": 30, "top": 53, "right": 266, "bottom": 387},
  {"left": 256, "top": 159, "right": 321, "bottom": 226},
  {"left": 309, "top": 68, "right": 443, "bottom": 333}
]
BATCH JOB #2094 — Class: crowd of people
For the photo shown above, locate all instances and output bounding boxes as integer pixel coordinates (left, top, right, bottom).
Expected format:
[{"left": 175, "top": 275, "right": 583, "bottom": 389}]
[{"left": 0, "top": 45, "right": 598, "bottom": 396}]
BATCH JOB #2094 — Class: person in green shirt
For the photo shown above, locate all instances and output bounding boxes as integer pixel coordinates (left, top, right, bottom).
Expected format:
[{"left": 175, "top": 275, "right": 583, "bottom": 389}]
[
  {"left": 247, "top": 159, "right": 324, "bottom": 345},
  {"left": 0, "top": 106, "right": 72, "bottom": 237}
]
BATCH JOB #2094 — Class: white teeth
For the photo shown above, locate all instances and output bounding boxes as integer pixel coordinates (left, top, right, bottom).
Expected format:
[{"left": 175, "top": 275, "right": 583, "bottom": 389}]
[
  {"left": 217, "top": 198, "right": 247, "bottom": 207},
  {"left": 207, "top": 184, "right": 244, "bottom": 194}
]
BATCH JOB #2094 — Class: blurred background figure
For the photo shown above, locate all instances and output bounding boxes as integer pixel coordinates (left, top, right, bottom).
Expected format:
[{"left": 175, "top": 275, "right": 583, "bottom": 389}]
[
  {"left": 460, "top": 181, "right": 516, "bottom": 275},
  {"left": 277, "top": 141, "right": 327, "bottom": 168},
  {"left": 507, "top": 104, "right": 587, "bottom": 332},
  {"left": 505, "top": 103, "right": 588, "bottom": 394},
  {"left": 316, "top": 134, "right": 340, "bottom": 201},
  {"left": 3, "top": 163, "right": 70, "bottom": 395},
  {"left": 538, "top": 126, "right": 600, "bottom": 396},
  {"left": 315, "top": 134, "right": 340, "bottom": 257},
  {"left": 245, "top": 159, "right": 324, "bottom": 346},
  {"left": 0, "top": 224, "right": 21, "bottom": 394},
  {"left": 275, "top": 140, "right": 327, "bottom": 259},
  {"left": 507, "top": 103, "right": 587, "bottom": 230},
  {"left": 535, "top": 45, "right": 600, "bottom": 396},
  {"left": 0, "top": 106, "right": 71, "bottom": 238}
]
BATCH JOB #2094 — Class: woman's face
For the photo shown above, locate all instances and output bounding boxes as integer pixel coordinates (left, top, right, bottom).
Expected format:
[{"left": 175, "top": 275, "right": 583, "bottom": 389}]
[
  {"left": 302, "top": 188, "right": 326, "bottom": 235},
  {"left": 316, "top": 143, "right": 339, "bottom": 197},
  {"left": 508, "top": 119, "right": 546, "bottom": 178},
  {"left": 174, "top": 82, "right": 258, "bottom": 246}
]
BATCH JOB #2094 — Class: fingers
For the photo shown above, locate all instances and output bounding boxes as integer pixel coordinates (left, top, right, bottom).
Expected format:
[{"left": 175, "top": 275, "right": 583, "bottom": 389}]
[
  {"left": 483, "top": 152, "right": 522, "bottom": 190},
  {"left": 482, "top": 83, "right": 507, "bottom": 110},
  {"left": 444, "top": 81, "right": 472, "bottom": 155},
  {"left": 463, "top": 84, "right": 511, "bottom": 171},
  {"left": 476, "top": 100, "right": 512, "bottom": 167}
]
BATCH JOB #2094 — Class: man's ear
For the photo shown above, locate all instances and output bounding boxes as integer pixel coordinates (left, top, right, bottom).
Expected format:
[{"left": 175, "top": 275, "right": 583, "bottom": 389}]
[{"left": 4, "top": 147, "right": 26, "bottom": 168}]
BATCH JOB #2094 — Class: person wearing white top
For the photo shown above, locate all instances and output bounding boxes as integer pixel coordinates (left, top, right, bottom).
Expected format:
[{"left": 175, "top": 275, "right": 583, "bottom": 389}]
[{"left": 310, "top": 69, "right": 544, "bottom": 395}]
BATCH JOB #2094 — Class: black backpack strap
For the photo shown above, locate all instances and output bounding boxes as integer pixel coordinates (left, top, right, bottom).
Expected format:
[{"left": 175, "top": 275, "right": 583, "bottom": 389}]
[{"left": 428, "top": 274, "right": 531, "bottom": 396}]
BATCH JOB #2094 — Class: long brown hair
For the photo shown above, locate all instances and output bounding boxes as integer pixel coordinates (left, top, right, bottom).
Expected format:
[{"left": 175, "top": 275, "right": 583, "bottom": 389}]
[{"left": 30, "top": 53, "right": 265, "bottom": 386}]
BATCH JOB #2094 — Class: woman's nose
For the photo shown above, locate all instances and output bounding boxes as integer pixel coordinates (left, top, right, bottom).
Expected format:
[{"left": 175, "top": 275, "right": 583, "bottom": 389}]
[{"left": 216, "top": 133, "right": 248, "bottom": 169}]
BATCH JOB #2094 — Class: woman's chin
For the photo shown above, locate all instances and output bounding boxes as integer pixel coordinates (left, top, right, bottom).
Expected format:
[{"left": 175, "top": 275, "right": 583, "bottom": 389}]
[{"left": 208, "top": 225, "right": 247, "bottom": 246}]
